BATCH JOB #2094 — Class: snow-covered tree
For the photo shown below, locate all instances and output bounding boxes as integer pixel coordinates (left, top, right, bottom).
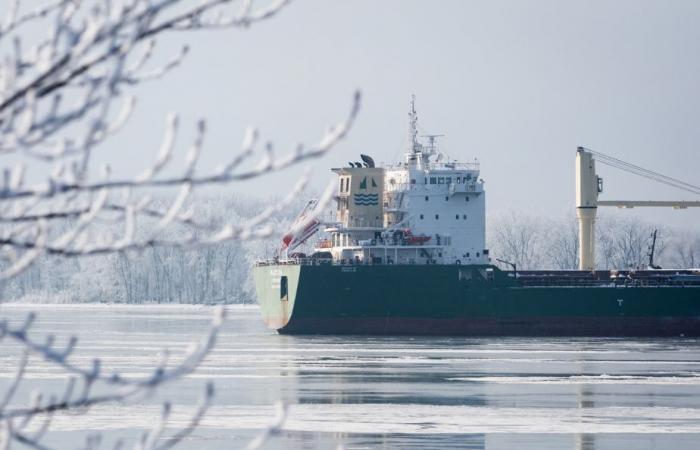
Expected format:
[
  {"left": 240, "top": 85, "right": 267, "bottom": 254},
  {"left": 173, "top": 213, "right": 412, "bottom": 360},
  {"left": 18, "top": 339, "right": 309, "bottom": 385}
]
[
  {"left": 488, "top": 211, "right": 544, "bottom": 270},
  {"left": 488, "top": 211, "right": 697, "bottom": 271},
  {"left": 544, "top": 215, "right": 579, "bottom": 270}
]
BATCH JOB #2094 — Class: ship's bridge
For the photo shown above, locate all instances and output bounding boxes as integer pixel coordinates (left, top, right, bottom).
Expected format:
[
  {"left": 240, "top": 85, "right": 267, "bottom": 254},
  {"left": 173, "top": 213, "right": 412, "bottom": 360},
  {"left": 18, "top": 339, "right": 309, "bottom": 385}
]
[{"left": 302, "top": 97, "right": 489, "bottom": 267}]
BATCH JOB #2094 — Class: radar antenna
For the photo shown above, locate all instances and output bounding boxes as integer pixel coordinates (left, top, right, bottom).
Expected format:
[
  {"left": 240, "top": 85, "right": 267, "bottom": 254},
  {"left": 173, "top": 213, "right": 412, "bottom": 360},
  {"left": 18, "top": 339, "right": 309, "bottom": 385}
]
[{"left": 420, "top": 134, "right": 445, "bottom": 158}]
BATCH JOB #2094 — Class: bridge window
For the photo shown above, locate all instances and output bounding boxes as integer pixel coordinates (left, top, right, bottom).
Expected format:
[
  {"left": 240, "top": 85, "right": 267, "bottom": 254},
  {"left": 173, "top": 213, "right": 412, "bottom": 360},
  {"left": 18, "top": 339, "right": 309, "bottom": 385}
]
[
  {"left": 455, "top": 215, "right": 459, "bottom": 220},
  {"left": 425, "top": 196, "right": 429, "bottom": 201},
  {"left": 438, "top": 177, "right": 444, "bottom": 184},
  {"left": 420, "top": 214, "right": 424, "bottom": 219},
  {"left": 445, "top": 196, "right": 449, "bottom": 201},
  {"left": 465, "top": 196, "right": 470, "bottom": 202},
  {"left": 435, "top": 214, "right": 439, "bottom": 220},
  {"left": 446, "top": 177, "right": 452, "bottom": 184}
]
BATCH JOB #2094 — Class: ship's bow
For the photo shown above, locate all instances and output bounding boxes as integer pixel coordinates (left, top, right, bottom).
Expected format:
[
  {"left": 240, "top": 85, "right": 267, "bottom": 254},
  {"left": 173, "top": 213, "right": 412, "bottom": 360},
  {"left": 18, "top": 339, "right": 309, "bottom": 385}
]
[{"left": 253, "top": 264, "right": 300, "bottom": 331}]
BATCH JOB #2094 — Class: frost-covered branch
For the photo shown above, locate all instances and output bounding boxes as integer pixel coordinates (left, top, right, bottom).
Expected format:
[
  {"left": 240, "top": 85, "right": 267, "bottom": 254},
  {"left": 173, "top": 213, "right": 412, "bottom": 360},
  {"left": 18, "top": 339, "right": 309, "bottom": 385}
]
[
  {"left": 0, "top": 0, "right": 361, "bottom": 279},
  {"left": 0, "top": 308, "right": 223, "bottom": 450},
  {"left": 0, "top": 171, "right": 337, "bottom": 259},
  {"left": 244, "top": 401, "right": 289, "bottom": 450},
  {"left": 0, "top": 0, "right": 362, "bottom": 448},
  {"left": 0, "top": 1, "right": 364, "bottom": 448},
  {"left": 0, "top": 93, "right": 359, "bottom": 201},
  {"left": 0, "top": 88, "right": 359, "bottom": 277}
]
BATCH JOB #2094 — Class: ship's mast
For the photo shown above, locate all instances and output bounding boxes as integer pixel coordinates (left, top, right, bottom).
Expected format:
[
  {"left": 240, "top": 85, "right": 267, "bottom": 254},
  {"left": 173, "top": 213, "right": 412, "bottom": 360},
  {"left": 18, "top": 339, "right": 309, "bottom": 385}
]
[{"left": 406, "top": 95, "right": 422, "bottom": 168}]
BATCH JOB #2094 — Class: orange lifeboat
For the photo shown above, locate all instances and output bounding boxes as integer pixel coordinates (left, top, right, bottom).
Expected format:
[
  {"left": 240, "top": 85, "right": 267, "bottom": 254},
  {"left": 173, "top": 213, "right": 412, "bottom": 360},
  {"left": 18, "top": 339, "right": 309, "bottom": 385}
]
[
  {"left": 406, "top": 234, "right": 431, "bottom": 245},
  {"left": 402, "top": 228, "right": 431, "bottom": 245}
]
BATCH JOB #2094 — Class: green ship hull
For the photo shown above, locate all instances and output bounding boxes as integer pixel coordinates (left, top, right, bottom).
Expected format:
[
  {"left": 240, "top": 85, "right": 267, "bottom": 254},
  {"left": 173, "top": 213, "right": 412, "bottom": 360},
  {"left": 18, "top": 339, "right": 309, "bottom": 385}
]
[{"left": 253, "top": 264, "right": 700, "bottom": 336}]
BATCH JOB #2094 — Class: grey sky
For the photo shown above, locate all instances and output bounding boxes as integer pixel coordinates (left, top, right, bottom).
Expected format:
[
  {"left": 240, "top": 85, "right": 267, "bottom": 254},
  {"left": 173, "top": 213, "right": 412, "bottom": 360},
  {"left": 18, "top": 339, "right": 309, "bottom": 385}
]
[{"left": 104, "top": 0, "right": 700, "bottom": 229}]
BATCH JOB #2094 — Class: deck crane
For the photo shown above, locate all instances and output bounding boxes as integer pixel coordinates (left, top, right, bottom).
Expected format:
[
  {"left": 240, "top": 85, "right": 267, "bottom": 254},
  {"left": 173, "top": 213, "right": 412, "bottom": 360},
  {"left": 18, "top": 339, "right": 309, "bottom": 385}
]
[
  {"left": 281, "top": 199, "right": 322, "bottom": 254},
  {"left": 575, "top": 147, "right": 700, "bottom": 270}
]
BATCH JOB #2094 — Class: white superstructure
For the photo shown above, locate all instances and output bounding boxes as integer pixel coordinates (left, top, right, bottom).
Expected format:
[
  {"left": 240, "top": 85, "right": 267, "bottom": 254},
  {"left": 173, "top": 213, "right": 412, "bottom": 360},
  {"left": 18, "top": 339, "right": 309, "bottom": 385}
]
[{"left": 317, "top": 97, "right": 489, "bottom": 266}]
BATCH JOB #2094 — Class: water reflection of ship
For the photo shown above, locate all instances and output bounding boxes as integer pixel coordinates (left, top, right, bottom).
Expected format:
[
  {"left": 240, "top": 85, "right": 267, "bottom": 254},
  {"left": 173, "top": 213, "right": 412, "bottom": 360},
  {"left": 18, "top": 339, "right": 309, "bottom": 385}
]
[
  {"left": 271, "top": 336, "right": 488, "bottom": 448},
  {"left": 576, "top": 385, "right": 597, "bottom": 450},
  {"left": 576, "top": 433, "right": 596, "bottom": 450}
]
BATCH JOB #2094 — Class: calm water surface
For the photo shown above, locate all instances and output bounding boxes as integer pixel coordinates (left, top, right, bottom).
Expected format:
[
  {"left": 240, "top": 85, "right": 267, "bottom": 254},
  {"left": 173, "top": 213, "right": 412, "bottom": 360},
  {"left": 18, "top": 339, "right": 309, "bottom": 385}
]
[{"left": 1, "top": 304, "right": 699, "bottom": 449}]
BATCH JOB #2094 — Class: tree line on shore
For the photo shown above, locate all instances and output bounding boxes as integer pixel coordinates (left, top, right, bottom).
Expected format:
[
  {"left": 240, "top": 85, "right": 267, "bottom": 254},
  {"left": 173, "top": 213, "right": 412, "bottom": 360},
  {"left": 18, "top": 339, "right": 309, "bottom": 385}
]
[
  {"left": 1, "top": 196, "right": 294, "bottom": 304},
  {"left": 489, "top": 212, "right": 699, "bottom": 271},
  {"left": 3, "top": 204, "right": 698, "bottom": 304}
]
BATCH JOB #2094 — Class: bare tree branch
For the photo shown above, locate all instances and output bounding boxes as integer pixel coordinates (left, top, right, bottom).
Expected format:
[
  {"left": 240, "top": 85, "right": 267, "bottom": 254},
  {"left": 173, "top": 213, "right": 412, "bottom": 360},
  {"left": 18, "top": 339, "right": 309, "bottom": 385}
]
[
  {"left": 0, "top": 308, "right": 224, "bottom": 449},
  {"left": 0, "top": 1, "right": 359, "bottom": 448}
]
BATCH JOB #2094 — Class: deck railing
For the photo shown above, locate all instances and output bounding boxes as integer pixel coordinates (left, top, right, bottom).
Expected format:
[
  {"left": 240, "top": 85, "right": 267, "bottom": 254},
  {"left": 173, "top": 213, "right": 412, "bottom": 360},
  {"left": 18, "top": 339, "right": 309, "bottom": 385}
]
[{"left": 253, "top": 260, "right": 700, "bottom": 287}]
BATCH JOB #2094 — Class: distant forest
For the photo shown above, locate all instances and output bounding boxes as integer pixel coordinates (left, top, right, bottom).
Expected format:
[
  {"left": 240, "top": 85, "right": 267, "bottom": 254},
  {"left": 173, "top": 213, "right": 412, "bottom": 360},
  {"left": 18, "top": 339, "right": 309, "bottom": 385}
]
[
  {"left": 1, "top": 196, "right": 297, "bottom": 304},
  {"left": 488, "top": 212, "right": 699, "bottom": 272},
  {"left": 3, "top": 200, "right": 698, "bottom": 304}
]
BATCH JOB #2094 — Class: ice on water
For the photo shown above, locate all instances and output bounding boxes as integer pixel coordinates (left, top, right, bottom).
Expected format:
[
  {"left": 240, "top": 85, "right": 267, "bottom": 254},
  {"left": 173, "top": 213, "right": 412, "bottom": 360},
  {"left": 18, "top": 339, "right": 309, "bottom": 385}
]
[{"left": 1, "top": 304, "right": 700, "bottom": 449}]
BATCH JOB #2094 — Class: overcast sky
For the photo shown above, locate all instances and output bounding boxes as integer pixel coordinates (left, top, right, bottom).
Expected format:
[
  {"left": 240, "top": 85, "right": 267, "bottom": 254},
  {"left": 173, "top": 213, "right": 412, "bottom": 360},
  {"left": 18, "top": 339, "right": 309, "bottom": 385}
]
[{"left": 103, "top": 0, "right": 700, "bottom": 230}]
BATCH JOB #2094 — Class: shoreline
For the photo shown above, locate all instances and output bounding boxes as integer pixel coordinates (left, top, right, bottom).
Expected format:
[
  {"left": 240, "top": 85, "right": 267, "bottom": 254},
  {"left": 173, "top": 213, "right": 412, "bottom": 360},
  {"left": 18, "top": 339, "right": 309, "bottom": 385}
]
[{"left": 0, "top": 302, "right": 260, "bottom": 310}]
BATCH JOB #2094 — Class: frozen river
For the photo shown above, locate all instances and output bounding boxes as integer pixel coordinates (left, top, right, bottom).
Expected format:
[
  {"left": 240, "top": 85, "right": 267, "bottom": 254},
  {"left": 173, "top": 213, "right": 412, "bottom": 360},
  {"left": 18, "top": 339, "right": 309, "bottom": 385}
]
[{"left": 1, "top": 304, "right": 700, "bottom": 449}]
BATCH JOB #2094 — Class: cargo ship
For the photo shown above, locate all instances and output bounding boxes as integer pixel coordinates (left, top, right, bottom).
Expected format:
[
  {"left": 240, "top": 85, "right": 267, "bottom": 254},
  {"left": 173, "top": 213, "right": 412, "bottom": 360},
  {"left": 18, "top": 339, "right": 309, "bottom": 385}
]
[{"left": 253, "top": 98, "right": 700, "bottom": 336}]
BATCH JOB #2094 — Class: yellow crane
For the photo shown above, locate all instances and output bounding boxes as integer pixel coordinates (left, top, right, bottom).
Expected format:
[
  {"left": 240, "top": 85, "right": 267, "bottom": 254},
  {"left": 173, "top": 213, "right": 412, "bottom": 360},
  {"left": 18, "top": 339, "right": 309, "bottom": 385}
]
[{"left": 575, "top": 147, "right": 700, "bottom": 270}]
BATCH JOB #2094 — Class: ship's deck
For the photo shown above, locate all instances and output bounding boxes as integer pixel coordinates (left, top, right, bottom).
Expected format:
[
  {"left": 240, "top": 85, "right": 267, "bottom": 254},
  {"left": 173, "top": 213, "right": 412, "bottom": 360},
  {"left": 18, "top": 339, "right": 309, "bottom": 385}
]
[
  {"left": 254, "top": 259, "right": 700, "bottom": 287},
  {"left": 516, "top": 270, "right": 700, "bottom": 287}
]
